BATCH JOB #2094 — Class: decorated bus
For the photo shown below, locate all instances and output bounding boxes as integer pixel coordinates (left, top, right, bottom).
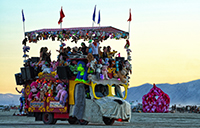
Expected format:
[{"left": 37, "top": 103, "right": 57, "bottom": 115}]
[{"left": 15, "top": 26, "right": 132, "bottom": 125}]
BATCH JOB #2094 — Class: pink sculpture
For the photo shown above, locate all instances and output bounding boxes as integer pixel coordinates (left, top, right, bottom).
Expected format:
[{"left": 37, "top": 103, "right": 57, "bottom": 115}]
[{"left": 142, "top": 84, "right": 170, "bottom": 113}]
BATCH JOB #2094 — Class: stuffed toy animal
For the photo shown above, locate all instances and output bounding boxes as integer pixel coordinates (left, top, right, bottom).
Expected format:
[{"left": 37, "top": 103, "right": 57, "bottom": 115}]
[
  {"left": 115, "top": 61, "right": 119, "bottom": 72},
  {"left": 28, "top": 82, "right": 40, "bottom": 101},
  {"left": 90, "top": 58, "right": 97, "bottom": 72},
  {"left": 42, "top": 62, "right": 51, "bottom": 74},
  {"left": 102, "top": 65, "right": 109, "bottom": 80},
  {"left": 55, "top": 84, "right": 68, "bottom": 106},
  {"left": 104, "top": 58, "right": 109, "bottom": 66},
  {"left": 75, "top": 61, "right": 88, "bottom": 83},
  {"left": 71, "top": 35, "right": 78, "bottom": 43},
  {"left": 86, "top": 53, "right": 94, "bottom": 73},
  {"left": 38, "top": 84, "right": 47, "bottom": 102},
  {"left": 117, "top": 67, "right": 128, "bottom": 83},
  {"left": 22, "top": 38, "right": 28, "bottom": 46},
  {"left": 124, "top": 60, "right": 132, "bottom": 75},
  {"left": 124, "top": 39, "right": 130, "bottom": 49},
  {"left": 95, "top": 64, "right": 102, "bottom": 80},
  {"left": 23, "top": 46, "right": 30, "bottom": 53},
  {"left": 126, "top": 49, "right": 132, "bottom": 61},
  {"left": 51, "top": 61, "right": 59, "bottom": 71}
]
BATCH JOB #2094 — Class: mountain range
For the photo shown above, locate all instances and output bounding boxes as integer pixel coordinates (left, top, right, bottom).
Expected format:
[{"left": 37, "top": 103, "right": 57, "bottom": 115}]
[
  {"left": 125, "top": 79, "right": 200, "bottom": 106},
  {"left": 0, "top": 79, "right": 200, "bottom": 106}
]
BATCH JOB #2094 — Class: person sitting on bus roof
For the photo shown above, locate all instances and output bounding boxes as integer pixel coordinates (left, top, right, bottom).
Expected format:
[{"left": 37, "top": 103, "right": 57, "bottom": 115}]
[
  {"left": 41, "top": 47, "right": 51, "bottom": 63},
  {"left": 81, "top": 42, "right": 88, "bottom": 55},
  {"left": 72, "top": 47, "right": 78, "bottom": 54},
  {"left": 91, "top": 39, "right": 100, "bottom": 61},
  {"left": 65, "top": 46, "right": 72, "bottom": 56}
]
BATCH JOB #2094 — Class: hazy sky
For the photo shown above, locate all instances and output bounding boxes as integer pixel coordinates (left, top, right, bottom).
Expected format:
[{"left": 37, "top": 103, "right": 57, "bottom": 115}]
[{"left": 0, "top": 0, "right": 200, "bottom": 94}]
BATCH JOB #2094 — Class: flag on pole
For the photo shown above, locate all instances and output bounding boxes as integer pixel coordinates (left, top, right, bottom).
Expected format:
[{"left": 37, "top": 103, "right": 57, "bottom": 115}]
[
  {"left": 92, "top": 5, "right": 96, "bottom": 22},
  {"left": 127, "top": 9, "right": 131, "bottom": 22},
  {"left": 58, "top": 7, "right": 65, "bottom": 24},
  {"left": 22, "top": 9, "right": 25, "bottom": 22},
  {"left": 97, "top": 10, "right": 100, "bottom": 24}
]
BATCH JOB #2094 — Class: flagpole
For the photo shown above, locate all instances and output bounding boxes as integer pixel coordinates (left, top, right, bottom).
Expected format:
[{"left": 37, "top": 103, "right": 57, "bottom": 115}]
[
  {"left": 128, "top": 21, "right": 130, "bottom": 39},
  {"left": 23, "top": 21, "right": 25, "bottom": 39}
]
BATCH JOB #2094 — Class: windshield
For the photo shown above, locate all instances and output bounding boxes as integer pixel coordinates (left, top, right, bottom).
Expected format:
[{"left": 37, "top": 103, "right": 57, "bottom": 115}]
[
  {"left": 112, "top": 85, "right": 124, "bottom": 98},
  {"left": 95, "top": 84, "right": 108, "bottom": 97}
]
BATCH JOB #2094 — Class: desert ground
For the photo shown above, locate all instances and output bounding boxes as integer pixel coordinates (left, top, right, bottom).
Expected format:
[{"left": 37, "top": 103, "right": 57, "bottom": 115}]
[{"left": 0, "top": 110, "right": 200, "bottom": 128}]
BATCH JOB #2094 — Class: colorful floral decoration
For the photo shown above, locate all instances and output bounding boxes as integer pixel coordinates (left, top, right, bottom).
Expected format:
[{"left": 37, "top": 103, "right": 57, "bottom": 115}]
[
  {"left": 142, "top": 84, "right": 170, "bottom": 113},
  {"left": 24, "top": 27, "right": 129, "bottom": 44}
]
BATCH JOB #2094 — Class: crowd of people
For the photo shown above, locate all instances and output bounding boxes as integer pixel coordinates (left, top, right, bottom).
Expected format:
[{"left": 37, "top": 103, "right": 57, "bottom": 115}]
[{"left": 39, "top": 39, "right": 118, "bottom": 65}]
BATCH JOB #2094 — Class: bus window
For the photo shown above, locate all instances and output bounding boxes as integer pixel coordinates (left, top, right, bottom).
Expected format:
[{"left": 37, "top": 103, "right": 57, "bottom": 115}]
[
  {"left": 85, "top": 85, "right": 91, "bottom": 99},
  {"left": 95, "top": 84, "right": 108, "bottom": 98},
  {"left": 111, "top": 85, "right": 124, "bottom": 98}
]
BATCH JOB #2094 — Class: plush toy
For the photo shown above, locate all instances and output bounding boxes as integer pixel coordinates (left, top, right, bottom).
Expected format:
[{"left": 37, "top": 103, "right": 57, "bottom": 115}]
[
  {"left": 124, "top": 60, "right": 132, "bottom": 74},
  {"left": 126, "top": 49, "right": 132, "bottom": 61},
  {"left": 42, "top": 62, "right": 51, "bottom": 74},
  {"left": 75, "top": 61, "right": 88, "bottom": 83},
  {"left": 55, "top": 84, "right": 68, "bottom": 106},
  {"left": 104, "top": 58, "right": 109, "bottom": 66},
  {"left": 23, "top": 46, "right": 30, "bottom": 53},
  {"left": 108, "top": 50, "right": 117, "bottom": 58},
  {"left": 96, "top": 64, "right": 102, "bottom": 80},
  {"left": 32, "top": 33, "right": 37, "bottom": 43},
  {"left": 90, "top": 58, "right": 97, "bottom": 72},
  {"left": 47, "top": 82, "right": 54, "bottom": 97},
  {"left": 22, "top": 38, "right": 28, "bottom": 46},
  {"left": 124, "top": 39, "right": 130, "bottom": 49},
  {"left": 39, "top": 84, "right": 47, "bottom": 102},
  {"left": 102, "top": 65, "right": 109, "bottom": 80},
  {"left": 117, "top": 67, "right": 128, "bottom": 83},
  {"left": 115, "top": 61, "right": 119, "bottom": 72},
  {"left": 28, "top": 82, "right": 40, "bottom": 101},
  {"left": 51, "top": 61, "right": 59, "bottom": 71},
  {"left": 71, "top": 35, "right": 78, "bottom": 43},
  {"left": 86, "top": 53, "right": 94, "bottom": 73}
]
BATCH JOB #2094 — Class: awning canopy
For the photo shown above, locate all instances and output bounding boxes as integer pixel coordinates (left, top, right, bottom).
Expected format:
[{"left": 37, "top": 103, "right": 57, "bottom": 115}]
[{"left": 24, "top": 26, "right": 129, "bottom": 43}]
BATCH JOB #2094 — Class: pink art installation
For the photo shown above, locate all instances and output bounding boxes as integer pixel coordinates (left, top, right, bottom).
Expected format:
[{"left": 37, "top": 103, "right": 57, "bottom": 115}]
[{"left": 142, "top": 84, "right": 170, "bottom": 113}]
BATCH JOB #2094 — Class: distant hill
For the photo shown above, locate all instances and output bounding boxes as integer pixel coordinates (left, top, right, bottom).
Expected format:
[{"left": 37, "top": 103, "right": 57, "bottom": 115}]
[
  {"left": 1, "top": 79, "right": 200, "bottom": 106},
  {"left": 0, "top": 93, "right": 20, "bottom": 105},
  {"left": 125, "top": 79, "right": 200, "bottom": 106}
]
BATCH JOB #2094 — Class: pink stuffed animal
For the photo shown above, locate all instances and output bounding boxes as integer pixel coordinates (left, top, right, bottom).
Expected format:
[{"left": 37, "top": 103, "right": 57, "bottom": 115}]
[
  {"left": 55, "top": 84, "right": 68, "bottom": 106},
  {"left": 102, "top": 65, "right": 109, "bottom": 80},
  {"left": 28, "top": 82, "right": 40, "bottom": 101}
]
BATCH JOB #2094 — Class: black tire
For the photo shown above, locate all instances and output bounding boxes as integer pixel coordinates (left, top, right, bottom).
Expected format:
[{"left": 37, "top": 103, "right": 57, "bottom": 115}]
[
  {"left": 68, "top": 117, "right": 78, "bottom": 124},
  {"left": 77, "top": 119, "right": 89, "bottom": 125},
  {"left": 52, "top": 119, "right": 57, "bottom": 124},
  {"left": 42, "top": 113, "right": 56, "bottom": 124},
  {"left": 103, "top": 117, "right": 115, "bottom": 125}
]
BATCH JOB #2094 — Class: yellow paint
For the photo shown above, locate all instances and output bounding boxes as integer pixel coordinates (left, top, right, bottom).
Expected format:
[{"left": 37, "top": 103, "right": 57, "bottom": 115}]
[
  {"left": 28, "top": 106, "right": 35, "bottom": 112},
  {"left": 91, "top": 82, "right": 129, "bottom": 100},
  {"left": 59, "top": 107, "right": 67, "bottom": 113},
  {"left": 47, "top": 97, "right": 55, "bottom": 103},
  {"left": 46, "top": 106, "right": 54, "bottom": 112},
  {"left": 25, "top": 85, "right": 30, "bottom": 96},
  {"left": 39, "top": 106, "right": 45, "bottom": 112},
  {"left": 68, "top": 80, "right": 90, "bottom": 105}
]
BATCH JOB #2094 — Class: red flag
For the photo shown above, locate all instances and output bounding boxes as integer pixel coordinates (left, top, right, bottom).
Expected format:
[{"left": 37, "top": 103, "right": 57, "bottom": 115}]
[
  {"left": 127, "top": 9, "right": 131, "bottom": 22},
  {"left": 58, "top": 7, "right": 65, "bottom": 24}
]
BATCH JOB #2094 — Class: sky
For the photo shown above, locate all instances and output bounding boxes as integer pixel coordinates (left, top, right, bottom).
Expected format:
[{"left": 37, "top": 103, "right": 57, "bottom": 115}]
[{"left": 0, "top": 0, "right": 200, "bottom": 94}]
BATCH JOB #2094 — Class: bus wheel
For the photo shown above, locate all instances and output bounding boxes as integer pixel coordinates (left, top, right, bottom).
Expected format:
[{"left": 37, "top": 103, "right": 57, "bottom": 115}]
[
  {"left": 42, "top": 113, "right": 56, "bottom": 124},
  {"left": 68, "top": 117, "right": 78, "bottom": 124},
  {"left": 77, "top": 119, "right": 89, "bottom": 125},
  {"left": 103, "top": 117, "right": 115, "bottom": 125}
]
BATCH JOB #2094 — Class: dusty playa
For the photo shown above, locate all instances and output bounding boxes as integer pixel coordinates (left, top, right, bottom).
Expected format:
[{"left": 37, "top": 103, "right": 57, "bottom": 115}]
[{"left": 0, "top": 110, "right": 200, "bottom": 128}]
